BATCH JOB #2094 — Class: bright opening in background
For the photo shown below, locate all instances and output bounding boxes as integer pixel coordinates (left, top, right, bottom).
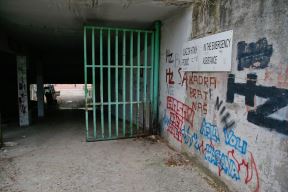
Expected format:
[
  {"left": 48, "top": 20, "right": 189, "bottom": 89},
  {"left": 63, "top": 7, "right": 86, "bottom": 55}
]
[
  {"left": 30, "top": 84, "right": 92, "bottom": 110},
  {"left": 54, "top": 84, "right": 91, "bottom": 110}
]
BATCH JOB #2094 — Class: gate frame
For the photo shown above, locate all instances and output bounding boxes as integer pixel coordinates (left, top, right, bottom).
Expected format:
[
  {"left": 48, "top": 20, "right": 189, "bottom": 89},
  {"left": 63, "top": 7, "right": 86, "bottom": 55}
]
[{"left": 83, "top": 21, "right": 161, "bottom": 141}]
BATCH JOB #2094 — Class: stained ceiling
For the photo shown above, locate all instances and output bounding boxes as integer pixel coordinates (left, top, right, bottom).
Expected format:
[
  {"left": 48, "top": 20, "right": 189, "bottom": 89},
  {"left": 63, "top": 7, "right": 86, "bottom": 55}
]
[
  {"left": 0, "top": 0, "right": 191, "bottom": 51},
  {"left": 0, "top": 0, "right": 193, "bottom": 83}
]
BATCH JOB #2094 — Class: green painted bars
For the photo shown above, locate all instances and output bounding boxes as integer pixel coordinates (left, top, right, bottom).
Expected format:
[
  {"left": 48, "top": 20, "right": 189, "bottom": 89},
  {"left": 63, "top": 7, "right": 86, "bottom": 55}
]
[{"left": 84, "top": 22, "right": 161, "bottom": 141}]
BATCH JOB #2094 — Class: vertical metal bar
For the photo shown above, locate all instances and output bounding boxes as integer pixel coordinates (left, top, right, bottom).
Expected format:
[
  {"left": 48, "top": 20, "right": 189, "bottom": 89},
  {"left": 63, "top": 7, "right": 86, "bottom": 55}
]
[
  {"left": 100, "top": 29, "right": 105, "bottom": 138},
  {"left": 150, "top": 32, "right": 154, "bottom": 132},
  {"left": 143, "top": 32, "right": 148, "bottom": 132},
  {"left": 136, "top": 32, "right": 140, "bottom": 132},
  {"left": 153, "top": 21, "right": 161, "bottom": 134},
  {"left": 92, "top": 29, "right": 97, "bottom": 139},
  {"left": 84, "top": 27, "right": 89, "bottom": 140},
  {"left": 115, "top": 30, "right": 119, "bottom": 137},
  {"left": 108, "top": 29, "right": 112, "bottom": 138},
  {"left": 122, "top": 31, "right": 126, "bottom": 136},
  {"left": 130, "top": 31, "right": 133, "bottom": 136}
]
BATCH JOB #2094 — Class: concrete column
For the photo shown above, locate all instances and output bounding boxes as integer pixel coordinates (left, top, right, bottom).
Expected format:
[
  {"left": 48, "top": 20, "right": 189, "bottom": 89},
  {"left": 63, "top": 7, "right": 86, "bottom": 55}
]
[
  {"left": 37, "top": 63, "right": 44, "bottom": 117},
  {"left": 17, "top": 56, "right": 29, "bottom": 126},
  {"left": 0, "top": 112, "right": 3, "bottom": 148}
]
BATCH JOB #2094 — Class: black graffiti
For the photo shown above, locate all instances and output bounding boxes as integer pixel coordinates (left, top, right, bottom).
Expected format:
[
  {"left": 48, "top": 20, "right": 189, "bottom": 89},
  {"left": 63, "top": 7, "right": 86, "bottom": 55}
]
[
  {"left": 18, "top": 97, "right": 27, "bottom": 114},
  {"left": 237, "top": 38, "right": 273, "bottom": 71},
  {"left": 227, "top": 73, "right": 288, "bottom": 135},
  {"left": 166, "top": 49, "right": 174, "bottom": 64},
  {"left": 215, "top": 97, "right": 235, "bottom": 129}
]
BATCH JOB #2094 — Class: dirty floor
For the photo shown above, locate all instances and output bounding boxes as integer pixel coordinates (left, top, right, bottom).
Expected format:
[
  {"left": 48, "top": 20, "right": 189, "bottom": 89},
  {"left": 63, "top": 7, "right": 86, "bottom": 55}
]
[{"left": 0, "top": 110, "right": 227, "bottom": 192}]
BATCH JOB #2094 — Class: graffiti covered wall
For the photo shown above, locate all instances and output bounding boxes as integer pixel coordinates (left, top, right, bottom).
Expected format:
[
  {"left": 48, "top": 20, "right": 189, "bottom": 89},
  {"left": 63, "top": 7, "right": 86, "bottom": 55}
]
[
  {"left": 17, "top": 56, "right": 29, "bottom": 126},
  {"left": 159, "top": 1, "right": 288, "bottom": 192}
]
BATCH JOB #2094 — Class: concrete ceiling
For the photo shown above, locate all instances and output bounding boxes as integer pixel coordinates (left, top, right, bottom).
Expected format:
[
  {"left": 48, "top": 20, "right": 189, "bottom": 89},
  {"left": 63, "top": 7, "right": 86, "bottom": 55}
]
[
  {"left": 0, "top": 0, "right": 193, "bottom": 83},
  {"left": 0, "top": 0, "right": 192, "bottom": 51}
]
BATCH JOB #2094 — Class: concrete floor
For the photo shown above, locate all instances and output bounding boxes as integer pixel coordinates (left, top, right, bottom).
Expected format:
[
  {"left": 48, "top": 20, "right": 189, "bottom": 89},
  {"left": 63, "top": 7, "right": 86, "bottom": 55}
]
[{"left": 0, "top": 108, "right": 228, "bottom": 192}]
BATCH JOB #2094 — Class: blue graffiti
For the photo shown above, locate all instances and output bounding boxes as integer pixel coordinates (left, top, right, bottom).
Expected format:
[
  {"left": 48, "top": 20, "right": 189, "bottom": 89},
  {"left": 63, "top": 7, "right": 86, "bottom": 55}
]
[
  {"left": 200, "top": 119, "right": 220, "bottom": 143},
  {"left": 162, "top": 110, "right": 171, "bottom": 129},
  {"left": 182, "top": 126, "right": 202, "bottom": 152},
  {"left": 224, "top": 128, "right": 247, "bottom": 155},
  {"left": 182, "top": 125, "right": 241, "bottom": 181},
  {"left": 205, "top": 144, "right": 240, "bottom": 181},
  {"left": 182, "top": 125, "right": 193, "bottom": 147}
]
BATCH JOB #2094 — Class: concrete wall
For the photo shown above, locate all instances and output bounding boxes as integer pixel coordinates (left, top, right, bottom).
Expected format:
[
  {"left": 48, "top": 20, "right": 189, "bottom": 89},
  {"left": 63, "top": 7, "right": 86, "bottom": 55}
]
[
  {"left": 159, "top": 1, "right": 288, "bottom": 192},
  {"left": 0, "top": 52, "right": 18, "bottom": 123}
]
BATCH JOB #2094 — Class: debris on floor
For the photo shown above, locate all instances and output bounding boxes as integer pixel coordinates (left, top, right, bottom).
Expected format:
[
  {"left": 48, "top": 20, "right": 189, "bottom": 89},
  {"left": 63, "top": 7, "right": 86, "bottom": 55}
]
[
  {"left": 202, "top": 175, "right": 228, "bottom": 192},
  {"left": 0, "top": 110, "right": 230, "bottom": 192},
  {"left": 4, "top": 142, "right": 18, "bottom": 147},
  {"left": 165, "top": 152, "right": 190, "bottom": 167},
  {"left": 133, "top": 135, "right": 161, "bottom": 144},
  {"left": 145, "top": 135, "right": 161, "bottom": 143}
]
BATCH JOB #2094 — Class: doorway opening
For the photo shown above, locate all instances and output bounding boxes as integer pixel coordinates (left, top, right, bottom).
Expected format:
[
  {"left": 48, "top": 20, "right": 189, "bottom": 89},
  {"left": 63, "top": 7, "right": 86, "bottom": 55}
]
[{"left": 84, "top": 24, "right": 160, "bottom": 141}]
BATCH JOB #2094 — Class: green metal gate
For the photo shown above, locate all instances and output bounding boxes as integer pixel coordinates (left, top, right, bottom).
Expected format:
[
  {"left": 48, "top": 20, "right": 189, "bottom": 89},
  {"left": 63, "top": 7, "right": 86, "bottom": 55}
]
[{"left": 84, "top": 22, "right": 160, "bottom": 141}]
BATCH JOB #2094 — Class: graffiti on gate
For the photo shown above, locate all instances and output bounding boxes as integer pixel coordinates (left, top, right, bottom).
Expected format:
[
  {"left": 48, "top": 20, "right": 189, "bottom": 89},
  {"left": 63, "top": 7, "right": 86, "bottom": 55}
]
[
  {"left": 237, "top": 38, "right": 273, "bottom": 71},
  {"left": 227, "top": 73, "right": 288, "bottom": 135}
]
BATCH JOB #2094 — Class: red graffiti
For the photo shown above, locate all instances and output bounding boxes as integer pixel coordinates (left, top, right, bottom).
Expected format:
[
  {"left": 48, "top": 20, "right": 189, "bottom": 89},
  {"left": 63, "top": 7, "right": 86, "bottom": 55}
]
[
  {"left": 167, "top": 96, "right": 195, "bottom": 125},
  {"left": 228, "top": 149, "right": 260, "bottom": 192},
  {"left": 189, "top": 88, "right": 208, "bottom": 100},
  {"left": 182, "top": 73, "right": 217, "bottom": 89},
  {"left": 167, "top": 111, "right": 183, "bottom": 143},
  {"left": 166, "top": 68, "right": 175, "bottom": 85},
  {"left": 166, "top": 96, "right": 196, "bottom": 142},
  {"left": 188, "top": 87, "right": 208, "bottom": 114}
]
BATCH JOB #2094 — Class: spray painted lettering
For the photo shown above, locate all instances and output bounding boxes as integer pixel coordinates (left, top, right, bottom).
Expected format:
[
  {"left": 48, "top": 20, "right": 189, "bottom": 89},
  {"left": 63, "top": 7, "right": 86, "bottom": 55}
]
[
  {"left": 166, "top": 49, "right": 174, "bottom": 64},
  {"left": 182, "top": 73, "right": 217, "bottom": 88},
  {"left": 180, "top": 120, "right": 259, "bottom": 191},
  {"left": 182, "top": 73, "right": 217, "bottom": 114},
  {"left": 165, "top": 96, "right": 195, "bottom": 142},
  {"left": 224, "top": 128, "right": 247, "bottom": 154},
  {"left": 166, "top": 68, "right": 175, "bottom": 85},
  {"left": 205, "top": 143, "right": 240, "bottom": 180},
  {"left": 228, "top": 150, "right": 260, "bottom": 192},
  {"left": 237, "top": 38, "right": 273, "bottom": 71},
  {"left": 167, "top": 96, "right": 195, "bottom": 125},
  {"left": 215, "top": 96, "right": 235, "bottom": 129},
  {"left": 227, "top": 73, "right": 288, "bottom": 135},
  {"left": 200, "top": 119, "right": 220, "bottom": 143}
]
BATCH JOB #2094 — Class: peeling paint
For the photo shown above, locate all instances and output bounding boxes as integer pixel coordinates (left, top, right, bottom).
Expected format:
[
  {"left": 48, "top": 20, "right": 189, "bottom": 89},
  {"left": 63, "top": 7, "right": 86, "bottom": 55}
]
[{"left": 160, "top": 1, "right": 288, "bottom": 192}]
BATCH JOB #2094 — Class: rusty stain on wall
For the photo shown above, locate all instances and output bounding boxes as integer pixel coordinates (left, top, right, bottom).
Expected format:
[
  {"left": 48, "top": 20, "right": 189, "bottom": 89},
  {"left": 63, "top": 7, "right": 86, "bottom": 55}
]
[{"left": 192, "top": 0, "right": 220, "bottom": 37}]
